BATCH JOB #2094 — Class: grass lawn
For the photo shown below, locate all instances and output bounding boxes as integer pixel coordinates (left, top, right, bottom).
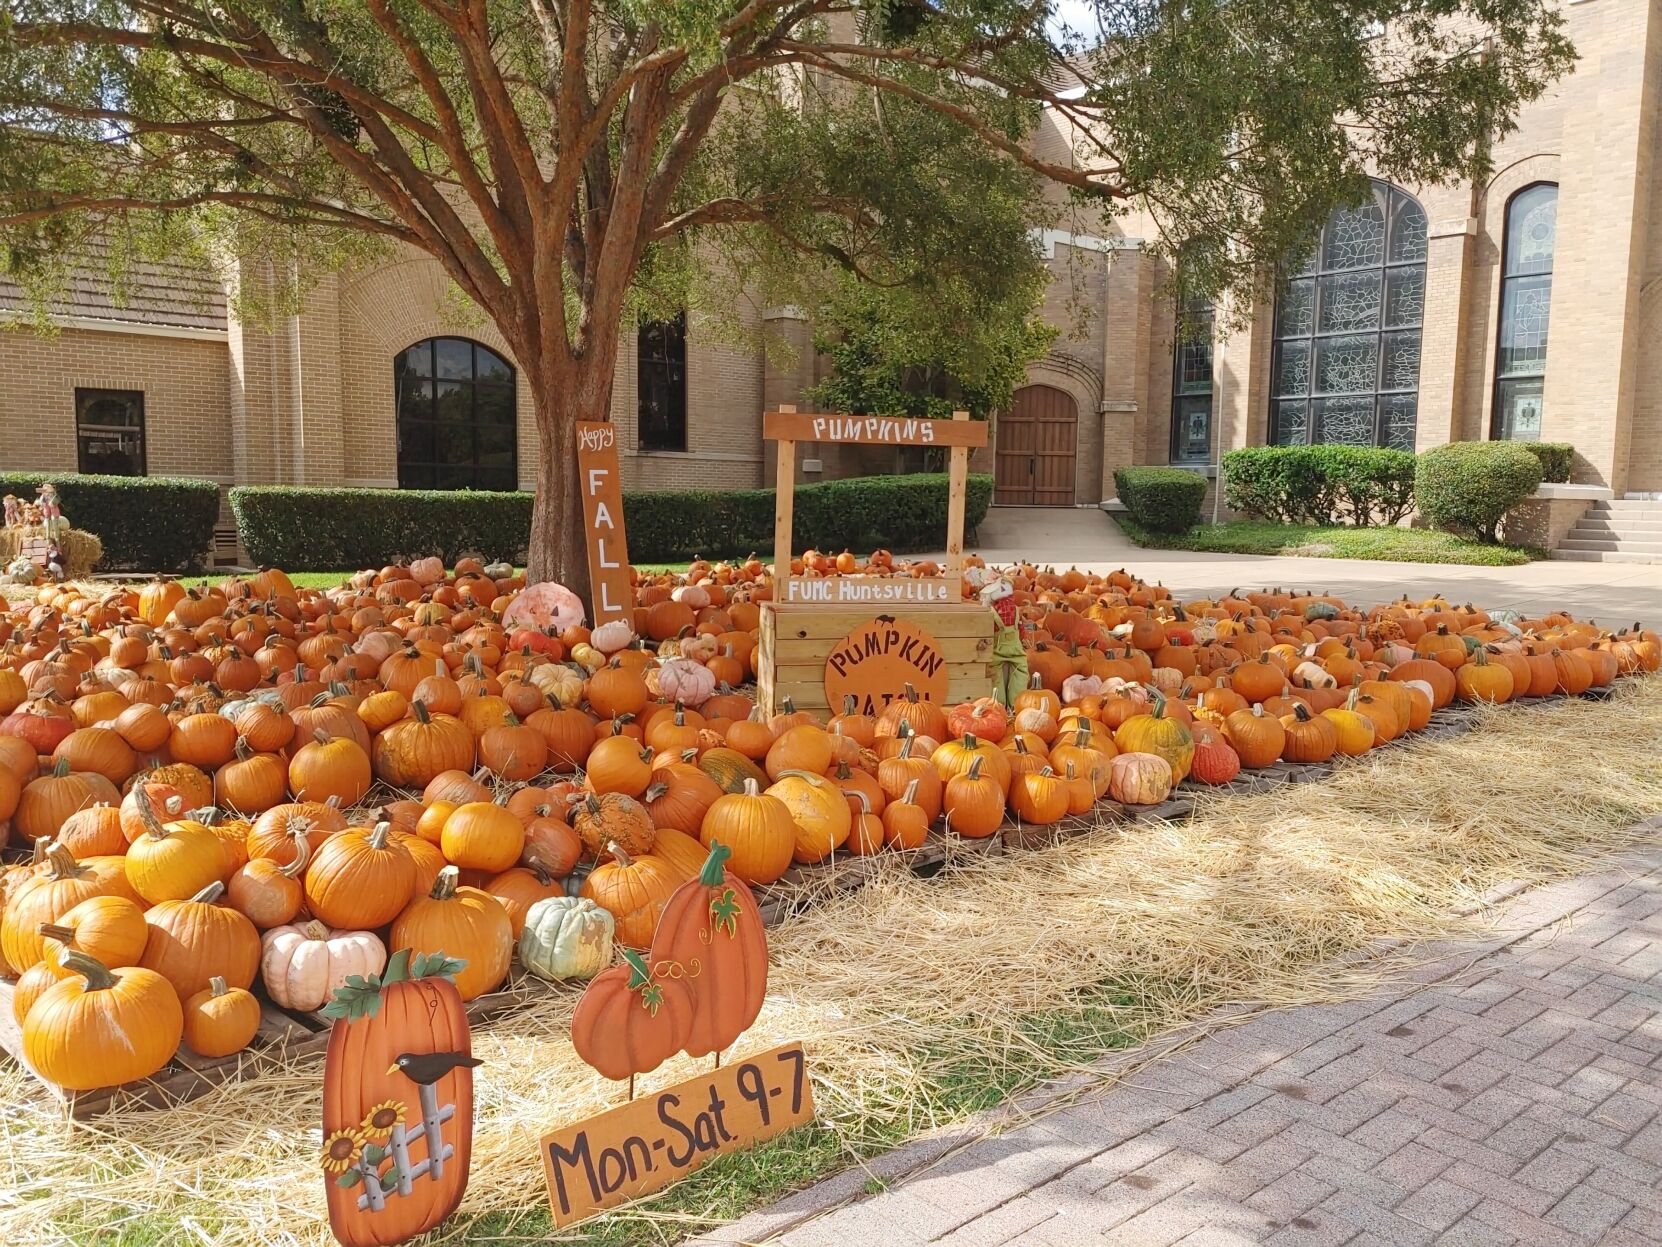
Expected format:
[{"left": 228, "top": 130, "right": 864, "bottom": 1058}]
[{"left": 1114, "top": 516, "right": 1544, "bottom": 566}]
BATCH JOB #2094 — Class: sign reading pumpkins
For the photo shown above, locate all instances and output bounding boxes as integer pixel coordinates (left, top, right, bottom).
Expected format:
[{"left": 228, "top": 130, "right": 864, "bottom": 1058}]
[
  {"left": 575, "top": 421, "right": 632, "bottom": 627},
  {"left": 547, "top": 843, "right": 808, "bottom": 1226},
  {"left": 823, "top": 616, "right": 949, "bottom": 715},
  {"left": 320, "top": 949, "right": 480, "bottom": 1247}
]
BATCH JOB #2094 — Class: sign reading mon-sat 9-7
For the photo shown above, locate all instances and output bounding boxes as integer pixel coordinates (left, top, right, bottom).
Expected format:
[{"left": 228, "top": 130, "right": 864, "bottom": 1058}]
[{"left": 575, "top": 422, "right": 632, "bottom": 626}]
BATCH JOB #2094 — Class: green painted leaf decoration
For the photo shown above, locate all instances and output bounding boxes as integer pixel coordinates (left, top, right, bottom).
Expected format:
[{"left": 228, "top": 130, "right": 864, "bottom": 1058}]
[
  {"left": 335, "top": 1170, "right": 362, "bottom": 1190},
  {"left": 379, "top": 1168, "right": 400, "bottom": 1192},
  {"left": 709, "top": 887, "right": 741, "bottom": 937},
  {"left": 361, "top": 1143, "right": 385, "bottom": 1166},
  {"left": 381, "top": 948, "right": 413, "bottom": 985}
]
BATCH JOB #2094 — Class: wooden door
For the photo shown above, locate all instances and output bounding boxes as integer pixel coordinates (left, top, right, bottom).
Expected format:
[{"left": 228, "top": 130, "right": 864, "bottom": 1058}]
[{"left": 995, "top": 385, "right": 1078, "bottom": 505}]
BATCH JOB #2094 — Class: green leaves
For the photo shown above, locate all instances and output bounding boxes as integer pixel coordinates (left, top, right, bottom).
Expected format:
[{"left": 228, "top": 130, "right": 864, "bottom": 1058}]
[{"left": 318, "top": 947, "right": 465, "bottom": 1019}]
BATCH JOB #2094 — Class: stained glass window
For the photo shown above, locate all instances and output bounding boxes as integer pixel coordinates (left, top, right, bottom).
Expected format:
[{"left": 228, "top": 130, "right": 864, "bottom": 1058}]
[
  {"left": 395, "top": 338, "right": 518, "bottom": 490},
  {"left": 1493, "top": 184, "right": 1556, "bottom": 442},
  {"left": 1170, "top": 299, "right": 1215, "bottom": 463},
  {"left": 1270, "top": 181, "right": 1426, "bottom": 447}
]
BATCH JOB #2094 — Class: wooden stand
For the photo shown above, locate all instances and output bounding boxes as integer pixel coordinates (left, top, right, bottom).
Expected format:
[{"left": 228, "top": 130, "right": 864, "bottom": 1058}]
[{"left": 757, "top": 407, "right": 995, "bottom": 717}]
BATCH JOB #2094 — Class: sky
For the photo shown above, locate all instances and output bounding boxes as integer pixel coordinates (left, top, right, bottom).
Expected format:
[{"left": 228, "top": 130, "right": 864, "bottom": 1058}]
[{"left": 1047, "top": 0, "right": 1101, "bottom": 41}]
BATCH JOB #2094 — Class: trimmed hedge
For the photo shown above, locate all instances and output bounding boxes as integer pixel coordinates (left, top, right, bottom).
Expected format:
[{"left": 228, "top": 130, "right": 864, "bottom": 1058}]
[
  {"left": 0, "top": 472, "right": 219, "bottom": 571},
  {"left": 1416, "top": 441, "right": 1542, "bottom": 543},
  {"left": 1114, "top": 467, "right": 1206, "bottom": 533},
  {"left": 1222, "top": 446, "right": 1416, "bottom": 526},
  {"left": 231, "top": 473, "right": 995, "bottom": 569},
  {"left": 1520, "top": 441, "right": 1573, "bottom": 484}
]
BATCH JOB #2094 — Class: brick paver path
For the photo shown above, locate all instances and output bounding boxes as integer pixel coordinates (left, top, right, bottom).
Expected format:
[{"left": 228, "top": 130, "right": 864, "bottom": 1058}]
[{"left": 695, "top": 847, "right": 1662, "bottom": 1246}]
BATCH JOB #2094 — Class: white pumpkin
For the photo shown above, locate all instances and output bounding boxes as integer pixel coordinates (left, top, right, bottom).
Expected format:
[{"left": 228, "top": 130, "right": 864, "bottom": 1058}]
[
  {"left": 655, "top": 657, "right": 717, "bottom": 707},
  {"left": 671, "top": 584, "right": 711, "bottom": 610},
  {"left": 519, "top": 896, "right": 615, "bottom": 981},
  {"left": 590, "top": 619, "right": 635, "bottom": 654},
  {"left": 528, "top": 662, "right": 587, "bottom": 706},
  {"left": 1061, "top": 673, "right": 1104, "bottom": 703},
  {"left": 1293, "top": 660, "right": 1337, "bottom": 688},
  {"left": 260, "top": 921, "right": 386, "bottom": 1012}
]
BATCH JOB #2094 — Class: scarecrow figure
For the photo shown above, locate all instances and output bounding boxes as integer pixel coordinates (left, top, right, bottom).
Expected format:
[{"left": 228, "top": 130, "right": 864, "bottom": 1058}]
[
  {"left": 45, "top": 543, "right": 65, "bottom": 583},
  {"left": 35, "top": 483, "right": 64, "bottom": 541},
  {"left": 2, "top": 495, "right": 19, "bottom": 529},
  {"left": 977, "top": 575, "right": 1028, "bottom": 710}
]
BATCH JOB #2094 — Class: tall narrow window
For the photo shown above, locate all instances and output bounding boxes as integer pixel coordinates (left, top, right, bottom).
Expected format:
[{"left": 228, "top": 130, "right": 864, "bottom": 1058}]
[
  {"left": 393, "top": 337, "right": 517, "bottom": 490},
  {"left": 1492, "top": 183, "right": 1556, "bottom": 441},
  {"left": 1270, "top": 180, "right": 1427, "bottom": 449},
  {"left": 638, "top": 315, "right": 688, "bottom": 451},
  {"left": 1170, "top": 299, "right": 1216, "bottom": 463},
  {"left": 75, "top": 388, "right": 146, "bottom": 475}
]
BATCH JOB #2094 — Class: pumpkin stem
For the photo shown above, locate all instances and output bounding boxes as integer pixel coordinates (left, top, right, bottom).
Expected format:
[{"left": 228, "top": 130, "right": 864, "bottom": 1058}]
[
  {"left": 899, "top": 777, "right": 920, "bottom": 805},
  {"left": 278, "top": 831, "right": 312, "bottom": 879},
  {"left": 209, "top": 975, "right": 229, "bottom": 997},
  {"left": 50, "top": 755, "right": 71, "bottom": 778},
  {"left": 741, "top": 778, "right": 760, "bottom": 796},
  {"left": 643, "top": 782, "right": 668, "bottom": 803},
  {"left": 699, "top": 841, "right": 733, "bottom": 885},
  {"left": 411, "top": 699, "right": 433, "bottom": 724},
  {"left": 368, "top": 821, "right": 392, "bottom": 850},
  {"left": 965, "top": 756, "right": 984, "bottom": 781},
  {"left": 190, "top": 880, "right": 227, "bottom": 904},
  {"left": 57, "top": 949, "right": 117, "bottom": 991},
  {"left": 606, "top": 840, "right": 634, "bottom": 869},
  {"left": 842, "top": 694, "right": 857, "bottom": 716},
  {"left": 303, "top": 919, "right": 329, "bottom": 941},
  {"left": 37, "top": 921, "right": 77, "bottom": 944},
  {"left": 430, "top": 865, "right": 460, "bottom": 900}
]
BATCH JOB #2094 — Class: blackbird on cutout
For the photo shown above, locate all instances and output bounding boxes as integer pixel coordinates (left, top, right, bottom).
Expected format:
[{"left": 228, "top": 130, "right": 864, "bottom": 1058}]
[{"left": 387, "top": 1051, "right": 482, "bottom": 1084}]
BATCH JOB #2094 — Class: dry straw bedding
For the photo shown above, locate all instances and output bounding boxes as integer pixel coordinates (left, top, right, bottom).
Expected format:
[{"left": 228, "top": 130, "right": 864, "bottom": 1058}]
[{"left": 4, "top": 683, "right": 1661, "bottom": 1245}]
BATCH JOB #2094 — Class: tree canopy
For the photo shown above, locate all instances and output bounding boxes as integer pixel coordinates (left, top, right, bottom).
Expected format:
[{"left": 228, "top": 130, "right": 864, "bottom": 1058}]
[{"left": 0, "top": 0, "right": 1576, "bottom": 588}]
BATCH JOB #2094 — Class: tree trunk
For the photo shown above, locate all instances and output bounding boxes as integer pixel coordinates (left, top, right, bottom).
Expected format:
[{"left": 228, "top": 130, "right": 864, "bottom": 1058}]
[{"left": 526, "top": 358, "right": 617, "bottom": 612}]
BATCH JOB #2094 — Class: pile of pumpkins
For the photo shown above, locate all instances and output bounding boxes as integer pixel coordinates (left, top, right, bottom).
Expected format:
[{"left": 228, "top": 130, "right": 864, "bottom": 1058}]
[{"left": 0, "top": 556, "right": 1654, "bottom": 1093}]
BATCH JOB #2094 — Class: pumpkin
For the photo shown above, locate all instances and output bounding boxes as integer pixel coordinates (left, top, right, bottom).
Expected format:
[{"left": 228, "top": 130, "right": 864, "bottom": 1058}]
[
  {"left": 519, "top": 896, "right": 615, "bottom": 981},
  {"left": 169, "top": 712, "right": 238, "bottom": 768},
  {"left": 1279, "top": 704, "right": 1338, "bottom": 763},
  {"left": 571, "top": 946, "right": 695, "bottom": 1081},
  {"left": 39, "top": 894, "right": 149, "bottom": 976},
  {"left": 647, "top": 842, "right": 768, "bottom": 1058},
  {"left": 2, "top": 842, "right": 138, "bottom": 971},
  {"left": 1188, "top": 735, "right": 1242, "bottom": 786},
  {"left": 260, "top": 921, "right": 387, "bottom": 1012},
  {"left": 140, "top": 880, "right": 262, "bottom": 1001},
  {"left": 881, "top": 778, "right": 932, "bottom": 850},
  {"left": 288, "top": 730, "right": 373, "bottom": 806},
  {"left": 1009, "top": 767, "right": 1068, "bottom": 826},
  {"left": 1321, "top": 705, "right": 1377, "bottom": 757},
  {"left": 580, "top": 842, "right": 684, "bottom": 950},
  {"left": 53, "top": 803, "right": 126, "bottom": 858},
  {"left": 947, "top": 697, "right": 1009, "bottom": 743},
  {"left": 371, "top": 700, "right": 475, "bottom": 787},
  {"left": 23, "top": 951, "right": 183, "bottom": 1091},
  {"left": 478, "top": 714, "right": 549, "bottom": 782},
  {"left": 765, "top": 769, "right": 852, "bottom": 863},
  {"left": 876, "top": 735, "right": 942, "bottom": 822},
  {"left": 213, "top": 739, "right": 289, "bottom": 814},
  {"left": 52, "top": 726, "right": 137, "bottom": 786},
  {"left": 698, "top": 746, "right": 769, "bottom": 794},
  {"left": 1112, "top": 691, "right": 1195, "bottom": 782},
  {"left": 123, "top": 785, "right": 228, "bottom": 905},
  {"left": 586, "top": 731, "right": 655, "bottom": 796},
  {"left": 875, "top": 682, "right": 948, "bottom": 741},
  {"left": 572, "top": 791, "right": 657, "bottom": 860},
  {"left": 15, "top": 758, "right": 121, "bottom": 844},
  {"left": 390, "top": 866, "right": 513, "bottom": 1002},
  {"left": 440, "top": 801, "right": 525, "bottom": 874},
  {"left": 1108, "top": 752, "right": 1173, "bottom": 805},
  {"left": 527, "top": 696, "right": 595, "bottom": 772},
  {"left": 655, "top": 657, "right": 717, "bottom": 708},
  {"left": 764, "top": 723, "right": 835, "bottom": 781},
  {"left": 182, "top": 975, "right": 261, "bottom": 1057},
  {"left": 14, "top": 961, "right": 59, "bottom": 1025},
  {"left": 304, "top": 822, "right": 417, "bottom": 930},
  {"left": 644, "top": 762, "right": 724, "bottom": 834},
  {"left": 321, "top": 951, "right": 474, "bottom": 1247},
  {"left": 698, "top": 778, "right": 797, "bottom": 885},
  {"left": 942, "top": 756, "right": 1005, "bottom": 838},
  {"left": 226, "top": 839, "right": 310, "bottom": 929},
  {"left": 248, "top": 800, "right": 346, "bottom": 864},
  {"left": 931, "top": 733, "right": 1012, "bottom": 792},
  {"left": 523, "top": 815, "right": 583, "bottom": 876}
]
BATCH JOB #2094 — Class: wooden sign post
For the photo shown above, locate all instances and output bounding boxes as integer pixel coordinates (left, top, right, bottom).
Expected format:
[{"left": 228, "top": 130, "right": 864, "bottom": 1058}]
[
  {"left": 575, "top": 421, "right": 633, "bottom": 626},
  {"left": 758, "top": 407, "right": 995, "bottom": 716},
  {"left": 540, "top": 1043, "right": 814, "bottom": 1228}
]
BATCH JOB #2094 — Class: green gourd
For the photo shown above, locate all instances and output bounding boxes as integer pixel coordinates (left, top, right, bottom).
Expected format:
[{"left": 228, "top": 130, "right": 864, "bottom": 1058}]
[{"left": 518, "top": 896, "right": 615, "bottom": 982}]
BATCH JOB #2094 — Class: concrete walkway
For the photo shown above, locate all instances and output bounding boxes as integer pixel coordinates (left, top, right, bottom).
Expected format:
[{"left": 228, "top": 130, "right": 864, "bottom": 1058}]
[
  {"left": 693, "top": 843, "right": 1662, "bottom": 1247},
  {"left": 955, "top": 507, "right": 1662, "bottom": 624}
]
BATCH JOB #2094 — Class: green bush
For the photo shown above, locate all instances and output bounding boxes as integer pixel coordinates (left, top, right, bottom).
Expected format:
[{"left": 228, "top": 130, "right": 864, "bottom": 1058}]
[
  {"left": 0, "top": 472, "right": 220, "bottom": 571},
  {"left": 1415, "top": 441, "right": 1542, "bottom": 543},
  {"left": 231, "top": 474, "right": 994, "bottom": 569},
  {"left": 1520, "top": 441, "right": 1573, "bottom": 484},
  {"left": 1221, "top": 446, "right": 1415, "bottom": 525},
  {"left": 1114, "top": 467, "right": 1206, "bottom": 533}
]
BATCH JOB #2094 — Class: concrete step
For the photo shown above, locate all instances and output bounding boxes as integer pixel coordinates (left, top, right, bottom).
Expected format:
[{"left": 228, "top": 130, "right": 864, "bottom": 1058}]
[
  {"left": 1551, "top": 549, "right": 1662, "bottom": 564},
  {"left": 1594, "top": 499, "right": 1662, "bottom": 514},
  {"left": 1558, "top": 537, "right": 1662, "bottom": 554},
  {"left": 1569, "top": 521, "right": 1662, "bottom": 537}
]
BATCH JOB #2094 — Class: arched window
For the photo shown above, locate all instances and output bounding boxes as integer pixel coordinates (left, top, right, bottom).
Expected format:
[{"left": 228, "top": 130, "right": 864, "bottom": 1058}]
[
  {"left": 394, "top": 337, "right": 517, "bottom": 490},
  {"left": 1270, "top": 180, "right": 1427, "bottom": 449},
  {"left": 1492, "top": 183, "right": 1557, "bottom": 441}
]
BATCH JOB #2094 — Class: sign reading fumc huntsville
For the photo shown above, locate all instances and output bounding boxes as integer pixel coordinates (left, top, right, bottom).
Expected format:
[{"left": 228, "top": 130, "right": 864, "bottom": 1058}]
[
  {"left": 784, "top": 576, "right": 953, "bottom": 605},
  {"left": 575, "top": 421, "right": 633, "bottom": 627},
  {"left": 540, "top": 1043, "right": 815, "bottom": 1228}
]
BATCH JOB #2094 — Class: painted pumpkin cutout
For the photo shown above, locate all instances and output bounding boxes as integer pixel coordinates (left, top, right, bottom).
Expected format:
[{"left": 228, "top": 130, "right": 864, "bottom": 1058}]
[
  {"left": 647, "top": 841, "right": 768, "bottom": 1059},
  {"left": 570, "top": 947, "right": 694, "bottom": 1083},
  {"left": 320, "top": 949, "right": 478, "bottom": 1247}
]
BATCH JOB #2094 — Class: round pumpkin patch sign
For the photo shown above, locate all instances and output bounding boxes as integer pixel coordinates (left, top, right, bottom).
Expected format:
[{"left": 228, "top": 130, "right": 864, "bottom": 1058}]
[{"left": 824, "top": 616, "right": 949, "bottom": 716}]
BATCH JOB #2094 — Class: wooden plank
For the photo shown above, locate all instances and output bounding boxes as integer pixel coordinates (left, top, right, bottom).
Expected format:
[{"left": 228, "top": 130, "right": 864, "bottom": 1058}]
[
  {"left": 945, "top": 410, "right": 969, "bottom": 588},
  {"left": 781, "top": 576, "right": 956, "bottom": 607},
  {"left": 763, "top": 410, "right": 988, "bottom": 447},
  {"left": 773, "top": 633, "right": 992, "bottom": 666},
  {"left": 765, "top": 602, "right": 995, "bottom": 639},
  {"left": 773, "top": 431, "right": 796, "bottom": 600}
]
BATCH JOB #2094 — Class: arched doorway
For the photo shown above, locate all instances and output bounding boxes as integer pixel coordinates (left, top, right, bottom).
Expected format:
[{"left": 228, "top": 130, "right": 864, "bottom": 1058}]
[{"left": 995, "top": 384, "right": 1078, "bottom": 505}]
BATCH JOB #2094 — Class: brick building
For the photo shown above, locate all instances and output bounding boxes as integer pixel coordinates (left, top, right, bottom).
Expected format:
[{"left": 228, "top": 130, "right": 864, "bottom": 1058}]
[{"left": 1, "top": 0, "right": 1656, "bottom": 559}]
